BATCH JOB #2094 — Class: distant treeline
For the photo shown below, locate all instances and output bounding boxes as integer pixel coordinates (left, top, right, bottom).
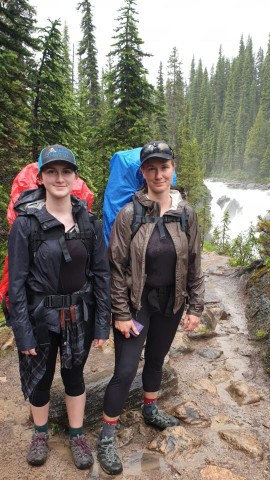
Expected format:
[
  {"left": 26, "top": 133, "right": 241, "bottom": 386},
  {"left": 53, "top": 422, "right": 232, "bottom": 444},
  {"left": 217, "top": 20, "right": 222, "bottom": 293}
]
[{"left": 0, "top": 0, "right": 270, "bottom": 262}]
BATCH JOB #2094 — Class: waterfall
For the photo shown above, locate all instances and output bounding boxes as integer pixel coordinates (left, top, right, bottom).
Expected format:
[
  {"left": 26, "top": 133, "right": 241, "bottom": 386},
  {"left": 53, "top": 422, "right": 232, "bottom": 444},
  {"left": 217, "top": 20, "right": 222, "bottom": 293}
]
[{"left": 204, "top": 179, "right": 270, "bottom": 240}]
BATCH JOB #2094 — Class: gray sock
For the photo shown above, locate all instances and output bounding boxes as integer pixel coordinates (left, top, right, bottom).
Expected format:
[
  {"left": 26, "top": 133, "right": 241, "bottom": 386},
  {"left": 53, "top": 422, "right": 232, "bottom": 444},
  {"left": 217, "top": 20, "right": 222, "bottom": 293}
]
[{"left": 100, "top": 422, "right": 117, "bottom": 440}]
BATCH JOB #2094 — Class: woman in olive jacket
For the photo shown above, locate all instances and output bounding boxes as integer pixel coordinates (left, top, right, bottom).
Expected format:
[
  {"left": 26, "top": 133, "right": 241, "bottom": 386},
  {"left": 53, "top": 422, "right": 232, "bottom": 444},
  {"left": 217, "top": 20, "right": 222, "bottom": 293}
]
[{"left": 97, "top": 141, "right": 204, "bottom": 476}]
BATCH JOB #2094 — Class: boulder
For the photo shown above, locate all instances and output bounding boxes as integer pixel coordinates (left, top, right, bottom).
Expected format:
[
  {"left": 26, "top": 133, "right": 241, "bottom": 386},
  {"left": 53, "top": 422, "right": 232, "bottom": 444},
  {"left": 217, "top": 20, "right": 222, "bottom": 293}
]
[{"left": 49, "top": 363, "right": 178, "bottom": 428}]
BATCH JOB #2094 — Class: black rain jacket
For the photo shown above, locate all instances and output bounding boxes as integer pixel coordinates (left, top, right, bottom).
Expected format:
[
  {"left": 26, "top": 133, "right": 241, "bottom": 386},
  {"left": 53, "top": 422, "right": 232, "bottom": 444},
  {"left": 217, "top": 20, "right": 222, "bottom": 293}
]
[{"left": 8, "top": 194, "right": 111, "bottom": 352}]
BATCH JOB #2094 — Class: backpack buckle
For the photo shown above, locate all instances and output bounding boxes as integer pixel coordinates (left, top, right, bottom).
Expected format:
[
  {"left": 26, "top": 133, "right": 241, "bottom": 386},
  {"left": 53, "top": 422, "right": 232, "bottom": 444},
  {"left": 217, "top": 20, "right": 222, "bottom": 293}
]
[{"left": 45, "top": 295, "right": 72, "bottom": 308}]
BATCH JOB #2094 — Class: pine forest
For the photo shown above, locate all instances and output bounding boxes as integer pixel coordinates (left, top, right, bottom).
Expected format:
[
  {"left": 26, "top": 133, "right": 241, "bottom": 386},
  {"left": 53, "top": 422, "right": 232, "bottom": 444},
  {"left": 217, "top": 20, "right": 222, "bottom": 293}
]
[{"left": 1, "top": 0, "right": 270, "bottom": 265}]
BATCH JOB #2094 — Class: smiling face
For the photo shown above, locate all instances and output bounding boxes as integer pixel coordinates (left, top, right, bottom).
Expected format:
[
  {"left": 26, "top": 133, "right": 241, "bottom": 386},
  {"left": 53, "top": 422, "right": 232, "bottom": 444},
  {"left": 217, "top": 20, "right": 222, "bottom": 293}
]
[
  {"left": 141, "top": 158, "right": 175, "bottom": 196},
  {"left": 39, "top": 161, "right": 77, "bottom": 200}
]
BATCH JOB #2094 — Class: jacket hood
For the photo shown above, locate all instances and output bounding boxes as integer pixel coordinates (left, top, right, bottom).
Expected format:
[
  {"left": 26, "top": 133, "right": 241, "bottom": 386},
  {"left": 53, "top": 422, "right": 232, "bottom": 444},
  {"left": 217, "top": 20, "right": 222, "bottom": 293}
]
[
  {"left": 14, "top": 187, "right": 87, "bottom": 217},
  {"left": 134, "top": 187, "right": 187, "bottom": 216}
]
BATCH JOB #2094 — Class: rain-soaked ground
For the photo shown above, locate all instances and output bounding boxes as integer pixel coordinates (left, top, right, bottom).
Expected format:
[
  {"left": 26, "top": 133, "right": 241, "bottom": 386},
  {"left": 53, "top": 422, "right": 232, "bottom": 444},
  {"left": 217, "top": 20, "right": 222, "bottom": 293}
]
[{"left": 0, "top": 252, "right": 270, "bottom": 480}]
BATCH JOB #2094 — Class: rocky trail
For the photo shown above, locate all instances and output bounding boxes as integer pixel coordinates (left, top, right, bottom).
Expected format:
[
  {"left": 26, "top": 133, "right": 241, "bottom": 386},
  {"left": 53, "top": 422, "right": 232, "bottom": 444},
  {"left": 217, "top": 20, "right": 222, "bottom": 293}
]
[{"left": 0, "top": 252, "right": 270, "bottom": 480}]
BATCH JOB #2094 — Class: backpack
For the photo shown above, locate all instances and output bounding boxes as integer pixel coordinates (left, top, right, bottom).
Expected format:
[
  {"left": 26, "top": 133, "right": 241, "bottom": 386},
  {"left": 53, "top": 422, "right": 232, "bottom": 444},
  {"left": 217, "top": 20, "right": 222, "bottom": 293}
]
[
  {"left": 103, "top": 147, "right": 185, "bottom": 245},
  {"left": 0, "top": 162, "right": 95, "bottom": 322}
]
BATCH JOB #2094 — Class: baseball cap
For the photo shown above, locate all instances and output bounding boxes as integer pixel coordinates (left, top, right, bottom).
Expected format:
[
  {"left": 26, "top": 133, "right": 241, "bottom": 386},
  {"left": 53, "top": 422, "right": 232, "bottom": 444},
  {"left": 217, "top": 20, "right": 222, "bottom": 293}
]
[
  {"left": 38, "top": 144, "right": 77, "bottom": 173},
  {"left": 140, "top": 141, "right": 174, "bottom": 167}
]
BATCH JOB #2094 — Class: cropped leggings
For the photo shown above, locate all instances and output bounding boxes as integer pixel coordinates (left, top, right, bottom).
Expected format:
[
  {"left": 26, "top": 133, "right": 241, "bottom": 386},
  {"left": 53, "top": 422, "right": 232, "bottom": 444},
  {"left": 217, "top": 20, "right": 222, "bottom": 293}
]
[
  {"left": 103, "top": 286, "right": 185, "bottom": 417},
  {"left": 29, "top": 329, "right": 92, "bottom": 408}
]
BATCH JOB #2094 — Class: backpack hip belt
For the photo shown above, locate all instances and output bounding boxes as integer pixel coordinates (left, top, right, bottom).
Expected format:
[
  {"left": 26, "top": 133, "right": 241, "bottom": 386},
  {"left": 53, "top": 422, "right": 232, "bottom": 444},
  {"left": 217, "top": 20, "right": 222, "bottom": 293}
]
[{"left": 28, "top": 290, "right": 94, "bottom": 309}]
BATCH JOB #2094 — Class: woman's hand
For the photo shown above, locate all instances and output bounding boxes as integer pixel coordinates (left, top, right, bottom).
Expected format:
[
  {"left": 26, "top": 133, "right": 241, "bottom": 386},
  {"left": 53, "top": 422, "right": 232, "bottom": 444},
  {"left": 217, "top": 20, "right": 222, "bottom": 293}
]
[
  {"left": 182, "top": 313, "right": 200, "bottom": 332},
  {"left": 114, "top": 319, "right": 139, "bottom": 339},
  {"left": 21, "top": 348, "right": 37, "bottom": 356}
]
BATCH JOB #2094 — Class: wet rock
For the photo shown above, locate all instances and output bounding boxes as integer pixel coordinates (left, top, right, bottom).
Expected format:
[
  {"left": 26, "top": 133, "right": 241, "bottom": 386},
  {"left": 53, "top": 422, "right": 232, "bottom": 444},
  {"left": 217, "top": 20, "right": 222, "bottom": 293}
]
[
  {"left": 209, "top": 368, "right": 231, "bottom": 384},
  {"left": 200, "top": 465, "right": 246, "bottom": 479},
  {"left": 188, "top": 306, "right": 219, "bottom": 339},
  {"left": 217, "top": 195, "right": 230, "bottom": 208},
  {"left": 148, "top": 425, "right": 201, "bottom": 458},
  {"left": 219, "top": 429, "right": 263, "bottom": 459},
  {"left": 49, "top": 364, "right": 178, "bottom": 428},
  {"left": 245, "top": 268, "right": 270, "bottom": 337},
  {"left": 192, "top": 378, "right": 218, "bottom": 395},
  {"left": 173, "top": 400, "right": 211, "bottom": 427},
  {"left": 242, "top": 370, "right": 256, "bottom": 380},
  {"left": 225, "top": 198, "right": 242, "bottom": 217},
  {"left": 170, "top": 331, "right": 193, "bottom": 356},
  {"left": 238, "top": 346, "right": 255, "bottom": 357},
  {"left": 120, "top": 409, "right": 142, "bottom": 426},
  {"left": 201, "top": 306, "right": 218, "bottom": 330},
  {"left": 117, "top": 426, "right": 134, "bottom": 447},
  {"left": 198, "top": 348, "right": 223, "bottom": 360},
  {"left": 138, "top": 423, "right": 148, "bottom": 436},
  {"left": 226, "top": 381, "right": 262, "bottom": 405},
  {"left": 211, "top": 304, "right": 230, "bottom": 320},
  {"left": 210, "top": 414, "right": 231, "bottom": 429}
]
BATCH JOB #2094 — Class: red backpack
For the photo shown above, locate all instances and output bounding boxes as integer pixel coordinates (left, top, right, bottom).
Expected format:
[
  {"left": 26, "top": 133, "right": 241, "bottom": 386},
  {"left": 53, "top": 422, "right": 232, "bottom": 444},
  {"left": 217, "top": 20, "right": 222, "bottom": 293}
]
[{"left": 0, "top": 162, "right": 94, "bottom": 314}]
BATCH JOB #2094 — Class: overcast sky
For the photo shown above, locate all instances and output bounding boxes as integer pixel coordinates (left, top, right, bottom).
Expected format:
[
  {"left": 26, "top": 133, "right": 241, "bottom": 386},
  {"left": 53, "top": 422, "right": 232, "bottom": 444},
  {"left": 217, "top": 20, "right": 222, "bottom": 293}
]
[{"left": 30, "top": 0, "right": 270, "bottom": 83}]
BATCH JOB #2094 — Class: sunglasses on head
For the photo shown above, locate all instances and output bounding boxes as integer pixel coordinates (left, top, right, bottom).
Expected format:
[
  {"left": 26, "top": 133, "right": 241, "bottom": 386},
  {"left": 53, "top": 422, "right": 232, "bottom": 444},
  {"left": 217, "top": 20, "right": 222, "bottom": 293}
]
[{"left": 140, "top": 142, "right": 174, "bottom": 161}]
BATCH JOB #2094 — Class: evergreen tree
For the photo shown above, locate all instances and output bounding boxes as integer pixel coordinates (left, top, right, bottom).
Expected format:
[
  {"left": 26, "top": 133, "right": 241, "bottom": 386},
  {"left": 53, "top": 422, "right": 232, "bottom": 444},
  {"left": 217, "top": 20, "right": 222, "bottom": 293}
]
[
  {"left": 151, "top": 62, "right": 168, "bottom": 139},
  {"left": 31, "top": 20, "right": 78, "bottom": 160},
  {"left": 104, "top": 0, "right": 154, "bottom": 149},
  {"left": 177, "top": 106, "right": 204, "bottom": 205},
  {"left": 165, "top": 47, "right": 185, "bottom": 149},
  {"left": 77, "top": 0, "right": 100, "bottom": 128},
  {"left": 0, "top": 0, "right": 39, "bottom": 259},
  {"left": 244, "top": 36, "right": 270, "bottom": 180},
  {"left": 234, "top": 37, "right": 257, "bottom": 171},
  {"left": 0, "top": 0, "right": 39, "bottom": 166},
  {"left": 188, "top": 58, "right": 203, "bottom": 136}
]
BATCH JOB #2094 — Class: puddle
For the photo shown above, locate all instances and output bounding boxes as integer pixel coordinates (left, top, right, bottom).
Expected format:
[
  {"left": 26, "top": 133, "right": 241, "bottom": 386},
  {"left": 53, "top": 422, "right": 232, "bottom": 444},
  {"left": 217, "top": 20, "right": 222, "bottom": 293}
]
[{"left": 87, "top": 450, "right": 172, "bottom": 479}]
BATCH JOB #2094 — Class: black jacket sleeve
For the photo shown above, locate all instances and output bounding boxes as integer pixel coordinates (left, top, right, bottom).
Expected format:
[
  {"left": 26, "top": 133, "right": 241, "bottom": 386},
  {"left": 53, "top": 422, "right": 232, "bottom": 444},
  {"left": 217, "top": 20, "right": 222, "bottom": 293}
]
[
  {"left": 8, "top": 216, "right": 37, "bottom": 351},
  {"left": 91, "top": 219, "right": 111, "bottom": 339}
]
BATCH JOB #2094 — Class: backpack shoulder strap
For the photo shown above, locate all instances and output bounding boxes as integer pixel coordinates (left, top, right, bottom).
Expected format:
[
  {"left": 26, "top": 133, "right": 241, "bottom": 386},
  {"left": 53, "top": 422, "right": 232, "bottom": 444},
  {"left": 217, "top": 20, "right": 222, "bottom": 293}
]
[
  {"left": 131, "top": 197, "right": 147, "bottom": 239},
  {"left": 163, "top": 206, "right": 189, "bottom": 234},
  {"left": 75, "top": 208, "right": 97, "bottom": 260},
  {"left": 131, "top": 197, "right": 189, "bottom": 240},
  {"left": 29, "top": 215, "right": 42, "bottom": 261},
  {"left": 28, "top": 208, "right": 97, "bottom": 263}
]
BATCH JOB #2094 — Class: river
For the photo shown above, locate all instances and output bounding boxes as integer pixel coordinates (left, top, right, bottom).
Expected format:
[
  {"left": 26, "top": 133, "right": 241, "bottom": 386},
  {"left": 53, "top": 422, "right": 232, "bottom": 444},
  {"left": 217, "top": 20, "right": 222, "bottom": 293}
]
[{"left": 204, "top": 179, "right": 270, "bottom": 240}]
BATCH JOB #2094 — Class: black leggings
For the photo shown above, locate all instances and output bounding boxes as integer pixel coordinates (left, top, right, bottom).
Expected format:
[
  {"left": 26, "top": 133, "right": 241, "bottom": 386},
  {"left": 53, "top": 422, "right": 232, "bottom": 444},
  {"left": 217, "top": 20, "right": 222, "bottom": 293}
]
[
  {"left": 103, "top": 287, "right": 185, "bottom": 417},
  {"left": 29, "top": 329, "right": 92, "bottom": 407}
]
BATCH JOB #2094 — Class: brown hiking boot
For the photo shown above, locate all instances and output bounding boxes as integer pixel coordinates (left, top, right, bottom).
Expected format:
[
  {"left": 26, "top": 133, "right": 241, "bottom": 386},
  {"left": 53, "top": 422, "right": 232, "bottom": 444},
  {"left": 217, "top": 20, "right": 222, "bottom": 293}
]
[{"left": 27, "top": 431, "right": 49, "bottom": 466}]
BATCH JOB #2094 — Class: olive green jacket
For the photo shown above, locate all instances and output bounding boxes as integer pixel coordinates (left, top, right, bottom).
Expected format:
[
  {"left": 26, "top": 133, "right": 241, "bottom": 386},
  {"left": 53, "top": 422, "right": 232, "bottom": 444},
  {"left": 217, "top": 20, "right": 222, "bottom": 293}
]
[{"left": 108, "top": 188, "right": 204, "bottom": 321}]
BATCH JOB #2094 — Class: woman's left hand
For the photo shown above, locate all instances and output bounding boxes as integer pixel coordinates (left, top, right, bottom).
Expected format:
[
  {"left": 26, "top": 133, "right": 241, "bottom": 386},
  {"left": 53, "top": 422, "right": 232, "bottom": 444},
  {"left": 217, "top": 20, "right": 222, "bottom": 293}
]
[
  {"left": 93, "top": 339, "right": 106, "bottom": 348},
  {"left": 182, "top": 313, "right": 200, "bottom": 332}
]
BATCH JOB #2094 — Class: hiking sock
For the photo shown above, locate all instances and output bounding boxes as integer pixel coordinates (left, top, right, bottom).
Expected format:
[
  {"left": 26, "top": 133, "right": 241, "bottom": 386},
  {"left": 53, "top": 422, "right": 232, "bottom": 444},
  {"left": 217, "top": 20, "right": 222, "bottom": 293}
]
[
  {"left": 34, "top": 422, "right": 48, "bottom": 434},
  {"left": 143, "top": 397, "right": 158, "bottom": 417},
  {"left": 100, "top": 418, "right": 118, "bottom": 440},
  {"left": 69, "top": 426, "right": 83, "bottom": 438}
]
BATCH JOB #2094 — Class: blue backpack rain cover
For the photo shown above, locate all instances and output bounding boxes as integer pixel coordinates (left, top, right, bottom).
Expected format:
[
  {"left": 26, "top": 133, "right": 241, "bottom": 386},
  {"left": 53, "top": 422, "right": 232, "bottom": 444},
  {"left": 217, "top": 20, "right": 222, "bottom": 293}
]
[{"left": 103, "top": 147, "right": 176, "bottom": 246}]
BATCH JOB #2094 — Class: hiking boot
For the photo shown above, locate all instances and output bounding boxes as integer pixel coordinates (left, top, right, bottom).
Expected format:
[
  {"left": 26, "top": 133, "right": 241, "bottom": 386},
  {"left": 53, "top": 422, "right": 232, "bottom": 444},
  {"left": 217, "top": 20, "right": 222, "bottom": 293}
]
[
  {"left": 97, "top": 435, "right": 123, "bottom": 475},
  {"left": 69, "top": 434, "right": 94, "bottom": 470},
  {"left": 142, "top": 406, "right": 180, "bottom": 430},
  {"left": 27, "top": 431, "right": 49, "bottom": 466}
]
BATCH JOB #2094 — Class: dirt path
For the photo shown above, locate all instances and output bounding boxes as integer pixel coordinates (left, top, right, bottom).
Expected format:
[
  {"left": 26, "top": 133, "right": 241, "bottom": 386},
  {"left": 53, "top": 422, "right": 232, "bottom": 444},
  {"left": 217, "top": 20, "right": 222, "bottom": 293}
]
[{"left": 0, "top": 252, "right": 270, "bottom": 480}]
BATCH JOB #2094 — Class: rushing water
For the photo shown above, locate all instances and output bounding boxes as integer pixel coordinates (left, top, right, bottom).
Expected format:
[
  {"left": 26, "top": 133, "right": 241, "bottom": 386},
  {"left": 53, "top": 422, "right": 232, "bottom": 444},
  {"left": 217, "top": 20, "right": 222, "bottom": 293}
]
[{"left": 204, "top": 179, "right": 270, "bottom": 240}]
